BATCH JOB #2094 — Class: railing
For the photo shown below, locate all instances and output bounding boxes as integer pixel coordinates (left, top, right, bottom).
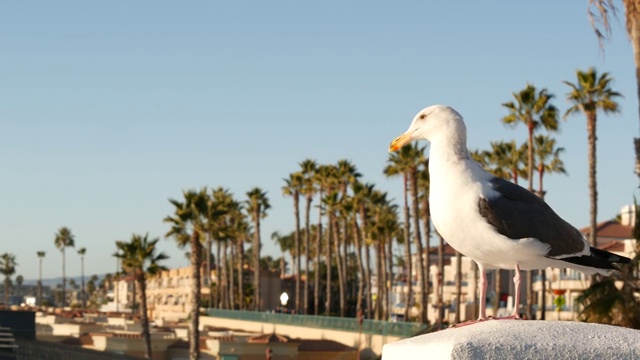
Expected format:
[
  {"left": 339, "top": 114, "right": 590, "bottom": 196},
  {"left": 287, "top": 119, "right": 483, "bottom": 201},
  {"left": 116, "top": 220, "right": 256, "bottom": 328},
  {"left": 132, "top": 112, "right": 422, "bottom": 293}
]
[{"left": 204, "top": 309, "right": 427, "bottom": 338}]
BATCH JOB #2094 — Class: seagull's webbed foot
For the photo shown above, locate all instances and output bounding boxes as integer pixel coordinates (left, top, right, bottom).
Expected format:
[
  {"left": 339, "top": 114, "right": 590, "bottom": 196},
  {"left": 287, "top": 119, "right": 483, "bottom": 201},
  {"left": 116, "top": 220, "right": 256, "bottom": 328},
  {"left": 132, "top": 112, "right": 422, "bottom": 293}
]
[{"left": 492, "top": 314, "right": 522, "bottom": 320}]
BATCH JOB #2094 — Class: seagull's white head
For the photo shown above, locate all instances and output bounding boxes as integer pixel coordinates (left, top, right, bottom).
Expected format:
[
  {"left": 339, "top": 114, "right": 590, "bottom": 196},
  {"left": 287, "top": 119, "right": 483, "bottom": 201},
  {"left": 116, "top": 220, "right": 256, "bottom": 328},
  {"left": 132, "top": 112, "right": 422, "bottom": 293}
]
[{"left": 389, "top": 105, "right": 466, "bottom": 152}]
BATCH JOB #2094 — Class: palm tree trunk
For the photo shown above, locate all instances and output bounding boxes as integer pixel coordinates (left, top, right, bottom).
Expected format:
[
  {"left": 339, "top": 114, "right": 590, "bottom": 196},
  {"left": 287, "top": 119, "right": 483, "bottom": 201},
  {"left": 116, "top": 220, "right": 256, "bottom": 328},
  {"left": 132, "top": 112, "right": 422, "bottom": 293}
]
[
  {"left": 38, "top": 259, "right": 43, "bottom": 307},
  {"left": 228, "top": 242, "right": 235, "bottom": 309},
  {"left": 138, "top": 274, "right": 152, "bottom": 359},
  {"left": 420, "top": 194, "right": 431, "bottom": 323},
  {"left": 401, "top": 174, "right": 412, "bottom": 320},
  {"left": 437, "top": 234, "right": 444, "bottom": 328},
  {"left": 293, "top": 193, "right": 301, "bottom": 315},
  {"left": 303, "top": 195, "right": 312, "bottom": 315},
  {"left": 454, "top": 251, "right": 462, "bottom": 324},
  {"left": 359, "top": 205, "right": 372, "bottom": 320},
  {"left": 526, "top": 120, "right": 535, "bottom": 320},
  {"left": 221, "top": 241, "right": 228, "bottom": 309},
  {"left": 216, "top": 239, "right": 222, "bottom": 308},
  {"left": 632, "top": 15, "right": 640, "bottom": 147},
  {"left": 352, "top": 218, "right": 365, "bottom": 317},
  {"left": 206, "top": 238, "right": 213, "bottom": 309},
  {"left": 588, "top": 113, "right": 598, "bottom": 248},
  {"left": 539, "top": 174, "right": 547, "bottom": 320},
  {"left": 325, "top": 213, "right": 333, "bottom": 316},
  {"left": 409, "top": 168, "right": 426, "bottom": 324},
  {"left": 253, "top": 210, "right": 261, "bottom": 311},
  {"left": 385, "top": 233, "right": 393, "bottom": 321},
  {"left": 3, "top": 279, "right": 8, "bottom": 310},
  {"left": 375, "top": 239, "right": 383, "bottom": 320},
  {"left": 494, "top": 269, "right": 502, "bottom": 316},
  {"left": 81, "top": 256, "right": 86, "bottom": 309},
  {"left": 334, "top": 217, "right": 346, "bottom": 317},
  {"left": 189, "top": 232, "right": 202, "bottom": 360},
  {"left": 237, "top": 237, "right": 244, "bottom": 310},
  {"left": 314, "top": 190, "right": 323, "bottom": 315},
  {"left": 473, "top": 261, "right": 479, "bottom": 319},
  {"left": 62, "top": 248, "right": 67, "bottom": 308}
]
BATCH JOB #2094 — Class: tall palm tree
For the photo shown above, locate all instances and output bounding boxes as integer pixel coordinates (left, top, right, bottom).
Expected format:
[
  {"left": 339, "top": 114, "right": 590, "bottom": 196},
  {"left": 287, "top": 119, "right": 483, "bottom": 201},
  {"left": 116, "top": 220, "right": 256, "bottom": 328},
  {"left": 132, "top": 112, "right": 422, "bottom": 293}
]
[
  {"left": 164, "top": 188, "right": 208, "bottom": 360},
  {"left": 299, "top": 159, "right": 318, "bottom": 315},
  {"left": 588, "top": 1, "right": 640, "bottom": 174},
  {"left": 115, "top": 234, "right": 169, "bottom": 359},
  {"left": 282, "top": 172, "right": 303, "bottom": 314},
  {"left": 533, "top": 134, "right": 567, "bottom": 320},
  {"left": 313, "top": 164, "right": 334, "bottom": 314},
  {"left": 245, "top": 187, "right": 270, "bottom": 311},
  {"left": 564, "top": 67, "right": 622, "bottom": 248},
  {"left": 54, "top": 227, "right": 75, "bottom": 308},
  {"left": 385, "top": 143, "right": 428, "bottom": 323},
  {"left": 334, "top": 160, "right": 361, "bottom": 317},
  {"left": 37, "top": 251, "right": 46, "bottom": 307},
  {"left": 502, "top": 84, "right": 559, "bottom": 319},
  {"left": 417, "top": 162, "right": 432, "bottom": 322},
  {"left": 0, "top": 253, "right": 17, "bottom": 309},
  {"left": 77, "top": 247, "right": 87, "bottom": 308},
  {"left": 384, "top": 149, "right": 413, "bottom": 321}
]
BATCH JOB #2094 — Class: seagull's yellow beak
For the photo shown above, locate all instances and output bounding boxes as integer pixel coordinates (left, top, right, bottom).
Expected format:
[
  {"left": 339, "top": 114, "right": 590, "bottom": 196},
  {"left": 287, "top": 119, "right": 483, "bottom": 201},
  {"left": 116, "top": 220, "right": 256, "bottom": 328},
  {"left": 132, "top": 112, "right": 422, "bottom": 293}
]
[{"left": 389, "top": 132, "right": 413, "bottom": 152}]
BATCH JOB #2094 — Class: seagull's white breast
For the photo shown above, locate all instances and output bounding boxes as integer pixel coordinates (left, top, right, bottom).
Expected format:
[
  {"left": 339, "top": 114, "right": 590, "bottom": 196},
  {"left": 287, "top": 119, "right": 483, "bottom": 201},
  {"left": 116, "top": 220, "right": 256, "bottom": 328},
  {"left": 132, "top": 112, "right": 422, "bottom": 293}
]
[{"left": 428, "top": 154, "right": 550, "bottom": 269}]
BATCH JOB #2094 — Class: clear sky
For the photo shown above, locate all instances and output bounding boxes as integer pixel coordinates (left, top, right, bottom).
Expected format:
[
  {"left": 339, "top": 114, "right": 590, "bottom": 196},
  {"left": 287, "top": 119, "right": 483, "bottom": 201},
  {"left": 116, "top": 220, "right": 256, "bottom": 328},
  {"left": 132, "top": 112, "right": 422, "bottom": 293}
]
[{"left": 2, "top": 1, "right": 638, "bottom": 281}]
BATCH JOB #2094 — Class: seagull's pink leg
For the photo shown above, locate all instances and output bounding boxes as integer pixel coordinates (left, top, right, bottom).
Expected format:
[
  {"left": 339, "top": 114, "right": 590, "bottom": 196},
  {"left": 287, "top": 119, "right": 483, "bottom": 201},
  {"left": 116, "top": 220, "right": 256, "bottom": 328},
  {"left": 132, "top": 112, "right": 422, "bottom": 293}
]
[
  {"left": 511, "top": 264, "right": 521, "bottom": 318},
  {"left": 478, "top": 264, "right": 487, "bottom": 320},
  {"left": 492, "top": 263, "right": 522, "bottom": 320}
]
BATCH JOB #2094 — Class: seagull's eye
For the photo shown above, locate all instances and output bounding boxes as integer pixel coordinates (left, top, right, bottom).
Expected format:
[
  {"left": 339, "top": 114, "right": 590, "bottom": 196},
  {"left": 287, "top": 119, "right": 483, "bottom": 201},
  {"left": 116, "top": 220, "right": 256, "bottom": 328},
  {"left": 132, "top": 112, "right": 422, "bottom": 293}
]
[{"left": 419, "top": 114, "right": 426, "bottom": 120}]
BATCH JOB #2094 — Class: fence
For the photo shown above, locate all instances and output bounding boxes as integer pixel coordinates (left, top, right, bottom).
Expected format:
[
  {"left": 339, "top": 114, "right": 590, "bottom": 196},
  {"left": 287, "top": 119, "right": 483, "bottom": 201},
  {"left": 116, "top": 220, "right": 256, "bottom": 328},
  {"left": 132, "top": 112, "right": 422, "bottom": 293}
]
[{"left": 205, "top": 308, "right": 427, "bottom": 338}]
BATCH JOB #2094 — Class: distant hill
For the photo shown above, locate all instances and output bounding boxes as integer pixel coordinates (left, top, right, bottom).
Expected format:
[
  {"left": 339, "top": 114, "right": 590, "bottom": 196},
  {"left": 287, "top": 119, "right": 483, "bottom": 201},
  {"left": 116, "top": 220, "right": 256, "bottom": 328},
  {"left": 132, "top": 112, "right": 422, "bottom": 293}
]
[{"left": 22, "top": 274, "right": 106, "bottom": 287}]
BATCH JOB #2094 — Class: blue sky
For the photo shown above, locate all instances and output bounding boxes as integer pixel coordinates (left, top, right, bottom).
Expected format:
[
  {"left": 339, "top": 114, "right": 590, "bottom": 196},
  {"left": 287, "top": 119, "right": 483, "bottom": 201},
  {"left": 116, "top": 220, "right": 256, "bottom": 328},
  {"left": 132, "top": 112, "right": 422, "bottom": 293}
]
[{"left": 2, "top": 1, "right": 638, "bottom": 281}]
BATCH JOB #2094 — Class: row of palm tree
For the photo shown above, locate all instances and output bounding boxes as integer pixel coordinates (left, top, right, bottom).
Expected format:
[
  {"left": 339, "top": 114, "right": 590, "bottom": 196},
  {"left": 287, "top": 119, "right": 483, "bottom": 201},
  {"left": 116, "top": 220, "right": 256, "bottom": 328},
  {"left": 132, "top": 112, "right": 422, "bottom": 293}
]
[{"left": 162, "top": 186, "right": 268, "bottom": 360}]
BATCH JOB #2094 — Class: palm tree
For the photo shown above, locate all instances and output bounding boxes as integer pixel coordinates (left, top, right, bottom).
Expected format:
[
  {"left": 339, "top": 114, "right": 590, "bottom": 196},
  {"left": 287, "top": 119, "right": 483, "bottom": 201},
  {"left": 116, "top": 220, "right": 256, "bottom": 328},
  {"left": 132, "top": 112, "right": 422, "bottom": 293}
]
[
  {"left": 384, "top": 149, "right": 413, "bottom": 321},
  {"left": 282, "top": 172, "right": 303, "bottom": 314},
  {"left": 502, "top": 84, "right": 559, "bottom": 319},
  {"left": 115, "top": 234, "right": 169, "bottom": 359},
  {"left": 37, "top": 251, "right": 46, "bottom": 307},
  {"left": 564, "top": 67, "right": 622, "bottom": 249},
  {"left": 15, "top": 275, "right": 23, "bottom": 297},
  {"left": 587, "top": 1, "right": 640, "bottom": 176},
  {"left": 385, "top": 143, "right": 428, "bottom": 323},
  {"left": 245, "top": 187, "right": 270, "bottom": 311},
  {"left": 334, "top": 160, "right": 362, "bottom": 317},
  {"left": 299, "top": 159, "right": 318, "bottom": 315},
  {"left": 0, "top": 253, "right": 17, "bottom": 308},
  {"left": 54, "top": 227, "right": 75, "bottom": 308},
  {"left": 314, "top": 164, "right": 334, "bottom": 315},
  {"left": 533, "top": 134, "right": 567, "bottom": 320},
  {"left": 164, "top": 188, "right": 208, "bottom": 360},
  {"left": 502, "top": 84, "right": 560, "bottom": 191},
  {"left": 77, "top": 247, "right": 87, "bottom": 308}
]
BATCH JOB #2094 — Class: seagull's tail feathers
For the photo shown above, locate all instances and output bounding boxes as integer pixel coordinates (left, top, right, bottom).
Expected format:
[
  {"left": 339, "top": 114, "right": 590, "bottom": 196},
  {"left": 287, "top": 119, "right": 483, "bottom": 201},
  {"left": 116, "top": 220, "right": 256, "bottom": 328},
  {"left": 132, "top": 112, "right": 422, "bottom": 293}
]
[{"left": 559, "top": 247, "right": 631, "bottom": 275}]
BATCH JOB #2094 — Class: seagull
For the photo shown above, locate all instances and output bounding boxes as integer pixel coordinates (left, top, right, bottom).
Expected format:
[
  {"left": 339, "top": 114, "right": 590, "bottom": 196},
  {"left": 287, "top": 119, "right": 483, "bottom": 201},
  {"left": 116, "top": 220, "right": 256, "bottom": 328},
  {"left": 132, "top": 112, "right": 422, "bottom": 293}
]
[{"left": 389, "top": 105, "right": 631, "bottom": 323}]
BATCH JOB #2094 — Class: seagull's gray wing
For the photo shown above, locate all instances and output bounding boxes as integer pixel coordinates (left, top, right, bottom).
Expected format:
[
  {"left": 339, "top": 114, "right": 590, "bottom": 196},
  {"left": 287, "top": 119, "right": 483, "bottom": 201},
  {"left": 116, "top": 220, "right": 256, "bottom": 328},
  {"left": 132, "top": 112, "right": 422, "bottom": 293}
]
[{"left": 478, "top": 177, "right": 585, "bottom": 257}]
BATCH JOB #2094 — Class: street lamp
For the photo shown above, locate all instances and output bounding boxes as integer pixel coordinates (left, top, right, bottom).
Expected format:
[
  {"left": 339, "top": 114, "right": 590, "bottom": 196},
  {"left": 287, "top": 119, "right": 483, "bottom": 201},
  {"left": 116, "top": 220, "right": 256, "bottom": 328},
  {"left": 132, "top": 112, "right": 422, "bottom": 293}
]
[{"left": 280, "top": 292, "right": 289, "bottom": 313}]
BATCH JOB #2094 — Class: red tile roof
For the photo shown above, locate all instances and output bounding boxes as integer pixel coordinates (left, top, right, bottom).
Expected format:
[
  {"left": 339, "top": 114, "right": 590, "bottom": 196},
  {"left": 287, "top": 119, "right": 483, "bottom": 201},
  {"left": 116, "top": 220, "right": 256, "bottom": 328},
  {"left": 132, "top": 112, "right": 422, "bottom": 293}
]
[
  {"left": 580, "top": 221, "right": 633, "bottom": 240},
  {"left": 248, "top": 333, "right": 292, "bottom": 343},
  {"left": 599, "top": 240, "right": 626, "bottom": 252}
]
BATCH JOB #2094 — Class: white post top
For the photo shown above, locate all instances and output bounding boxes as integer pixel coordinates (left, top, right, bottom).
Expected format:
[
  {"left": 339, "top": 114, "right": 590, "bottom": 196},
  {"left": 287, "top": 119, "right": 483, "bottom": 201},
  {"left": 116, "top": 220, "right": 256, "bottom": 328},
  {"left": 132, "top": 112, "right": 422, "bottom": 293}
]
[{"left": 382, "top": 320, "right": 640, "bottom": 360}]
